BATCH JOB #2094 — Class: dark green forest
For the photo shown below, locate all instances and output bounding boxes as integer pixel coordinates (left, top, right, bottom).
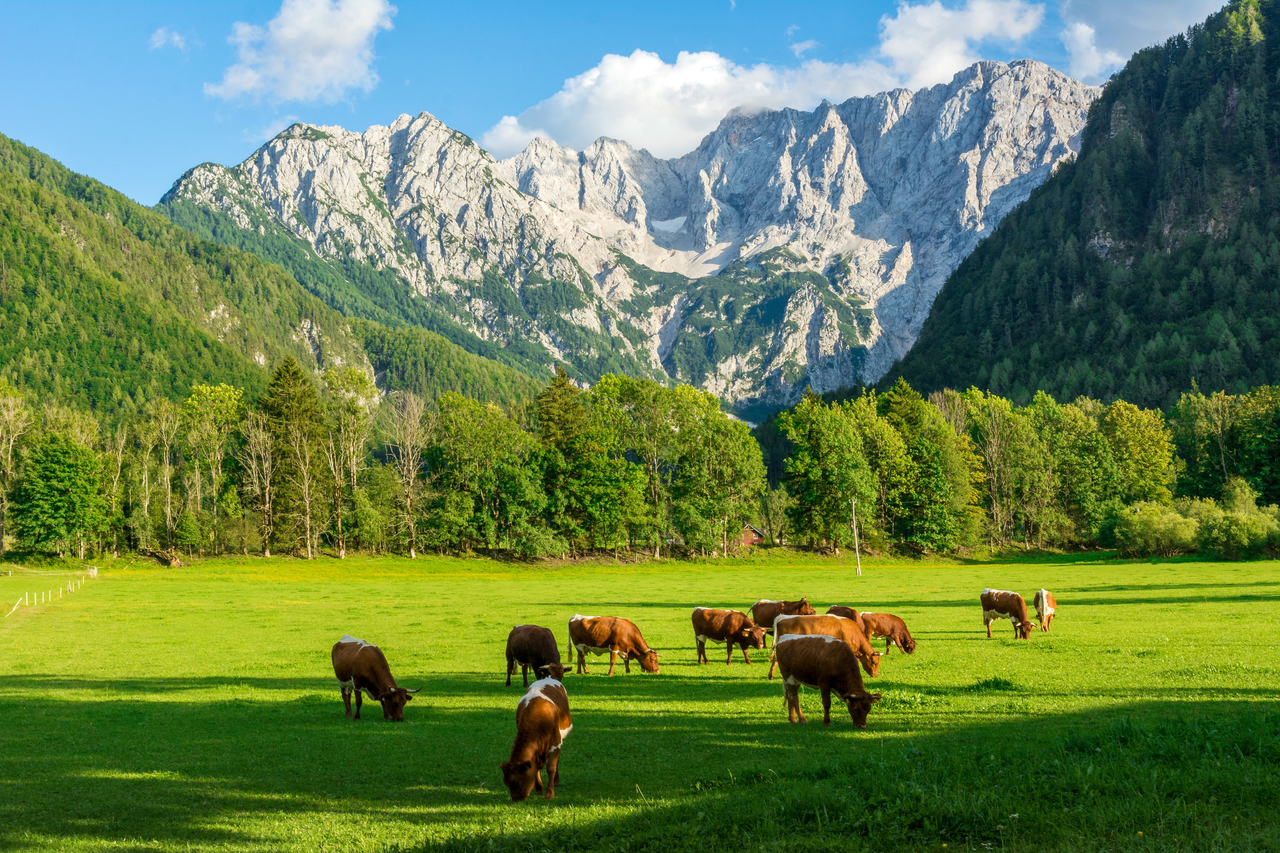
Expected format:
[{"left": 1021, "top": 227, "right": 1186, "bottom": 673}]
[
  {"left": 0, "top": 133, "right": 541, "bottom": 416},
  {"left": 889, "top": 0, "right": 1280, "bottom": 409}
]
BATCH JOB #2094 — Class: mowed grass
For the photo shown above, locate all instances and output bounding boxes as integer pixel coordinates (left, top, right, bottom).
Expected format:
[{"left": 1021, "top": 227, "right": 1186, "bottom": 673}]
[{"left": 1, "top": 552, "right": 1278, "bottom": 852}]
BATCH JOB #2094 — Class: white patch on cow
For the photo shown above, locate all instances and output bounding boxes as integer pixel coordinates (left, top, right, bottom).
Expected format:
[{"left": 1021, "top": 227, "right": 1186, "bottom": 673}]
[
  {"left": 783, "top": 675, "right": 800, "bottom": 687},
  {"left": 575, "top": 643, "right": 611, "bottom": 657},
  {"left": 860, "top": 612, "right": 877, "bottom": 617},
  {"left": 696, "top": 633, "right": 725, "bottom": 646},
  {"left": 513, "top": 624, "right": 531, "bottom": 629},
  {"left": 559, "top": 723, "right": 573, "bottom": 741},
  {"left": 569, "top": 615, "right": 595, "bottom": 623},
  {"left": 776, "top": 633, "right": 841, "bottom": 646},
  {"left": 338, "top": 677, "right": 355, "bottom": 692},
  {"left": 339, "top": 634, "right": 376, "bottom": 653},
  {"left": 520, "top": 677, "right": 564, "bottom": 708},
  {"left": 753, "top": 599, "right": 777, "bottom": 608},
  {"left": 1035, "top": 589, "right": 1055, "bottom": 619}
]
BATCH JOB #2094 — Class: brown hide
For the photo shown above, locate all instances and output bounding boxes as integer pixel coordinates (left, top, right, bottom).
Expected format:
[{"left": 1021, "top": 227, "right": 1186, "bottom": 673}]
[
  {"left": 1033, "top": 588, "right": 1058, "bottom": 632},
  {"left": 825, "top": 605, "right": 859, "bottom": 621},
  {"left": 500, "top": 679, "right": 572, "bottom": 801},
  {"left": 750, "top": 598, "right": 816, "bottom": 647},
  {"left": 505, "top": 625, "right": 565, "bottom": 687},
  {"left": 768, "top": 613, "right": 881, "bottom": 678},
  {"left": 773, "top": 635, "right": 882, "bottom": 728},
  {"left": 331, "top": 636, "right": 418, "bottom": 721},
  {"left": 857, "top": 612, "right": 917, "bottom": 654},
  {"left": 981, "top": 589, "right": 1035, "bottom": 639},
  {"left": 691, "top": 607, "right": 766, "bottom": 664},
  {"left": 567, "top": 615, "right": 659, "bottom": 675}
]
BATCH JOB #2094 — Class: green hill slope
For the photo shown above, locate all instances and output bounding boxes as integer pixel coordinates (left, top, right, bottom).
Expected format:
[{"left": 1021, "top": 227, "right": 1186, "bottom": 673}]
[
  {"left": 887, "top": 0, "right": 1280, "bottom": 409},
  {"left": 0, "top": 133, "right": 541, "bottom": 412}
]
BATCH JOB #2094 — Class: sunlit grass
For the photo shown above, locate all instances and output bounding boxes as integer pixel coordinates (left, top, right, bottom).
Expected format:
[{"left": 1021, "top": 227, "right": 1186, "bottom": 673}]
[{"left": 1, "top": 551, "right": 1278, "bottom": 851}]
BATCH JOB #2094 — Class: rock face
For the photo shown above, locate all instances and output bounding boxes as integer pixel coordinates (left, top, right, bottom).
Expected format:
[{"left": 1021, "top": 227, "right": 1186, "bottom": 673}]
[{"left": 162, "top": 60, "right": 1097, "bottom": 415}]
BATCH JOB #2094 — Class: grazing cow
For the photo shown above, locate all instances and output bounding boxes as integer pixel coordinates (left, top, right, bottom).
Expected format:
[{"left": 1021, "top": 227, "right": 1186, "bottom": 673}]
[
  {"left": 855, "top": 612, "right": 917, "bottom": 654},
  {"left": 505, "top": 625, "right": 567, "bottom": 687},
  {"left": 750, "top": 598, "right": 816, "bottom": 647},
  {"left": 567, "top": 615, "right": 659, "bottom": 675},
  {"left": 691, "top": 607, "right": 767, "bottom": 665},
  {"left": 1034, "top": 588, "right": 1058, "bottom": 632},
  {"left": 981, "top": 589, "right": 1036, "bottom": 639},
  {"left": 773, "top": 634, "right": 882, "bottom": 728},
  {"left": 331, "top": 635, "right": 419, "bottom": 721},
  {"left": 768, "top": 613, "right": 881, "bottom": 678},
  {"left": 500, "top": 677, "right": 572, "bottom": 801}
]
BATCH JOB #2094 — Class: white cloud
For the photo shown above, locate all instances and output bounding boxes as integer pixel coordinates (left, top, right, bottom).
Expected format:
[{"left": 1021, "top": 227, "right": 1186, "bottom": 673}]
[
  {"left": 481, "top": 0, "right": 1045, "bottom": 159},
  {"left": 1060, "top": 21, "right": 1124, "bottom": 81},
  {"left": 878, "top": 0, "right": 1044, "bottom": 89},
  {"left": 1057, "top": 0, "right": 1221, "bottom": 82},
  {"left": 205, "top": 0, "right": 396, "bottom": 102},
  {"left": 786, "top": 24, "right": 801, "bottom": 36},
  {"left": 790, "top": 39, "right": 819, "bottom": 58},
  {"left": 149, "top": 27, "right": 186, "bottom": 51}
]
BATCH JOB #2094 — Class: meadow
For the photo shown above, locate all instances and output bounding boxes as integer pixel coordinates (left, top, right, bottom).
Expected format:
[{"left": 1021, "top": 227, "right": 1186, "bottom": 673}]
[{"left": 1, "top": 551, "right": 1278, "bottom": 852}]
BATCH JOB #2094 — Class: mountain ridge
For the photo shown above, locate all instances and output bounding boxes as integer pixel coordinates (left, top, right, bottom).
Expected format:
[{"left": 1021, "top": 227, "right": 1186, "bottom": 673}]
[{"left": 158, "top": 59, "right": 1098, "bottom": 415}]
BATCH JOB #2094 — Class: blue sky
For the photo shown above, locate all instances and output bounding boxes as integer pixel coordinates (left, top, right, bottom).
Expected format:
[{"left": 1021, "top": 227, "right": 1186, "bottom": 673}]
[{"left": 0, "top": 0, "right": 1220, "bottom": 205}]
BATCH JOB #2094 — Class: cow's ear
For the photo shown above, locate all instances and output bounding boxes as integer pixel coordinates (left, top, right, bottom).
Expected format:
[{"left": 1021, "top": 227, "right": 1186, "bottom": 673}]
[
  {"left": 403, "top": 693, "right": 413, "bottom": 703},
  {"left": 869, "top": 693, "right": 882, "bottom": 703}
]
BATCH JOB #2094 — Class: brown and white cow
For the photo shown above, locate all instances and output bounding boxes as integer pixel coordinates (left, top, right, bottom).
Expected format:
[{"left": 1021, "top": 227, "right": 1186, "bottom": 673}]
[
  {"left": 691, "top": 607, "right": 767, "bottom": 665},
  {"left": 768, "top": 613, "right": 881, "bottom": 678},
  {"left": 750, "top": 597, "right": 816, "bottom": 648},
  {"left": 500, "top": 677, "right": 573, "bottom": 801},
  {"left": 773, "top": 634, "right": 882, "bottom": 728},
  {"left": 567, "top": 615, "right": 659, "bottom": 675},
  {"left": 1033, "top": 588, "right": 1058, "bottom": 632},
  {"left": 981, "top": 589, "right": 1036, "bottom": 639},
  {"left": 331, "top": 634, "right": 419, "bottom": 721},
  {"left": 505, "top": 624, "right": 567, "bottom": 687}
]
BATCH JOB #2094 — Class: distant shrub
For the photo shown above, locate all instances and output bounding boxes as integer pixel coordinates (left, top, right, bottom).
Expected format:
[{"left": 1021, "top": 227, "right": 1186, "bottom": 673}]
[
  {"left": 1194, "top": 479, "right": 1279, "bottom": 559},
  {"left": 1113, "top": 502, "right": 1199, "bottom": 557}
]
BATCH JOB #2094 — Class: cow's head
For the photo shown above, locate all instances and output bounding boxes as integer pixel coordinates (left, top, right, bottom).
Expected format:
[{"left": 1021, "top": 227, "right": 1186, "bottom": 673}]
[
  {"left": 842, "top": 691, "right": 882, "bottom": 728},
  {"left": 638, "top": 649, "right": 660, "bottom": 674},
  {"left": 902, "top": 636, "right": 918, "bottom": 654},
  {"left": 536, "top": 662, "right": 567, "bottom": 682},
  {"left": 1016, "top": 621, "right": 1036, "bottom": 640},
  {"left": 798, "top": 597, "right": 816, "bottom": 616},
  {"left": 741, "top": 624, "right": 768, "bottom": 650},
  {"left": 499, "top": 759, "right": 538, "bottom": 802},
  {"left": 377, "top": 686, "right": 418, "bottom": 721},
  {"left": 858, "top": 650, "right": 882, "bottom": 678}
]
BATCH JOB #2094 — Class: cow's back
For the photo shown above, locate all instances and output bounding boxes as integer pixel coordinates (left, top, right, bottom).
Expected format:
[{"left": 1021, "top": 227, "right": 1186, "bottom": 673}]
[
  {"left": 332, "top": 637, "right": 387, "bottom": 682},
  {"left": 774, "top": 634, "right": 863, "bottom": 690}
]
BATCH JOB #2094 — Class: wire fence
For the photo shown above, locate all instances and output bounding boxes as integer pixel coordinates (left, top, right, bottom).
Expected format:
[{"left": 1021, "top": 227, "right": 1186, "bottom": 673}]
[{"left": 3, "top": 569, "right": 95, "bottom": 619}]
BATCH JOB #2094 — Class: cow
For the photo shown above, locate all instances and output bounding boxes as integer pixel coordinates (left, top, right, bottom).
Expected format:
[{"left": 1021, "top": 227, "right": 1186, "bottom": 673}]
[
  {"left": 853, "top": 611, "right": 917, "bottom": 654},
  {"left": 691, "top": 607, "right": 767, "bottom": 665},
  {"left": 567, "top": 615, "right": 659, "bottom": 675},
  {"left": 505, "top": 625, "right": 566, "bottom": 687},
  {"left": 331, "top": 634, "right": 419, "bottom": 721},
  {"left": 981, "top": 589, "right": 1036, "bottom": 639},
  {"left": 768, "top": 613, "right": 881, "bottom": 678},
  {"left": 773, "top": 634, "right": 882, "bottom": 728},
  {"left": 750, "top": 598, "right": 816, "bottom": 648},
  {"left": 500, "top": 677, "right": 572, "bottom": 801},
  {"left": 826, "top": 604, "right": 859, "bottom": 621},
  {"left": 1033, "top": 588, "right": 1058, "bottom": 632}
]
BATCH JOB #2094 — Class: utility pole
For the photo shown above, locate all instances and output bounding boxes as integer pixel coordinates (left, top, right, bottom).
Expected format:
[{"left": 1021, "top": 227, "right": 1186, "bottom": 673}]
[{"left": 850, "top": 498, "right": 862, "bottom": 576}]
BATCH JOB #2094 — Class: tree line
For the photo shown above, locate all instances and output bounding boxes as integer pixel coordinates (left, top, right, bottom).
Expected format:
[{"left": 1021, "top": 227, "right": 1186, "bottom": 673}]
[{"left": 0, "top": 363, "right": 1277, "bottom": 562}]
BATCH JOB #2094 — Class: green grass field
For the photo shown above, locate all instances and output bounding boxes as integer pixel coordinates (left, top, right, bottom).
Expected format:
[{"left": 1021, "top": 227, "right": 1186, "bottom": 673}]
[{"left": 1, "top": 552, "right": 1278, "bottom": 852}]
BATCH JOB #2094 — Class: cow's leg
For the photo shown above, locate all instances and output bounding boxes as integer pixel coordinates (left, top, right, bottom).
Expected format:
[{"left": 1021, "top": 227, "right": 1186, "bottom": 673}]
[
  {"left": 985, "top": 618, "right": 992, "bottom": 638},
  {"left": 505, "top": 653, "right": 514, "bottom": 687},
  {"left": 576, "top": 647, "right": 587, "bottom": 675},
  {"left": 544, "top": 752, "right": 560, "bottom": 799},
  {"left": 785, "top": 682, "right": 800, "bottom": 723},
  {"left": 886, "top": 638, "right": 893, "bottom": 653},
  {"left": 341, "top": 687, "right": 353, "bottom": 718},
  {"left": 607, "top": 650, "right": 617, "bottom": 676},
  {"left": 726, "top": 643, "right": 734, "bottom": 665},
  {"left": 623, "top": 651, "right": 631, "bottom": 674},
  {"left": 743, "top": 648, "right": 752, "bottom": 665},
  {"left": 767, "top": 651, "right": 778, "bottom": 680},
  {"left": 820, "top": 687, "right": 833, "bottom": 726},
  {"left": 522, "top": 664, "right": 531, "bottom": 687},
  {"left": 696, "top": 638, "right": 706, "bottom": 664},
  {"left": 533, "top": 767, "right": 543, "bottom": 794},
  {"left": 354, "top": 688, "right": 363, "bottom": 720}
]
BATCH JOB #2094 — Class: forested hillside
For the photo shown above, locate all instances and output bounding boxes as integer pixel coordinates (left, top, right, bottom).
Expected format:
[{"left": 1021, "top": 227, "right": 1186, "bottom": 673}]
[
  {"left": 0, "top": 133, "right": 541, "bottom": 414},
  {"left": 888, "top": 0, "right": 1280, "bottom": 409}
]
